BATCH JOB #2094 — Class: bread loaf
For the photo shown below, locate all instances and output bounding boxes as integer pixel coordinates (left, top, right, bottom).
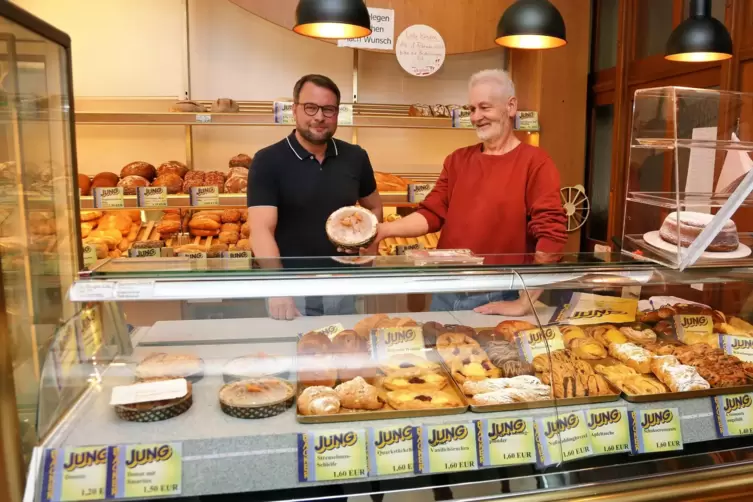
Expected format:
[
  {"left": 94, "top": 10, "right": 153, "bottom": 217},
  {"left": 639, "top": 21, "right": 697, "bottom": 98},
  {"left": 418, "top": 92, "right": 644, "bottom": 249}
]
[
  {"left": 229, "top": 153, "right": 253, "bottom": 168},
  {"left": 183, "top": 171, "right": 205, "bottom": 183},
  {"left": 211, "top": 98, "right": 240, "bottom": 113},
  {"left": 235, "top": 238, "right": 251, "bottom": 251},
  {"left": 117, "top": 175, "right": 150, "bottom": 195},
  {"left": 204, "top": 171, "right": 226, "bottom": 193},
  {"left": 157, "top": 161, "right": 188, "bottom": 179},
  {"left": 120, "top": 161, "right": 156, "bottom": 181},
  {"left": 192, "top": 212, "right": 221, "bottom": 223},
  {"left": 78, "top": 174, "right": 92, "bottom": 196},
  {"left": 156, "top": 220, "right": 181, "bottom": 235},
  {"left": 228, "top": 166, "right": 249, "bottom": 178},
  {"left": 92, "top": 172, "right": 119, "bottom": 185},
  {"left": 169, "top": 100, "right": 205, "bottom": 112},
  {"left": 152, "top": 173, "right": 183, "bottom": 194},
  {"left": 224, "top": 176, "right": 247, "bottom": 194},
  {"left": 240, "top": 221, "right": 250, "bottom": 238},
  {"left": 90, "top": 174, "right": 118, "bottom": 190},
  {"left": 221, "top": 223, "right": 240, "bottom": 233},
  {"left": 218, "top": 231, "right": 239, "bottom": 245},
  {"left": 162, "top": 213, "right": 181, "bottom": 222},
  {"left": 189, "top": 218, "right": 220, "bottom": 230},
  {"left": 221, "top": 209, "right": 241, "bottom": 223},
  {"left": 374, "top": 172, "right": 410, "bottom": 192},
  {"left": 408, "top": 104, "right": 432, "bottom": 117},
  {"left": 190, "top": 228, "right": 220, "bottom": 237},
  {"left": 431, "top": 104, "right": 450, "bottom": 117}
]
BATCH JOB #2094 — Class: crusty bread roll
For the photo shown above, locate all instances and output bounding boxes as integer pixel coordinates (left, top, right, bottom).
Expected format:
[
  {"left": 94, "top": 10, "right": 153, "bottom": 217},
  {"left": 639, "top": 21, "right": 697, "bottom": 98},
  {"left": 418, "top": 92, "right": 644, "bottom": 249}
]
[
  {"left": 78, "top": 174, "right": 92, "bottom": 196},
  {"left": 192, "top": 212, "right": 221, "bottom": 223},
  {"left": 80, "top": 211, "right": 102, "bottom": 222},
  {"left": 240, "top": 221, "right": 250, "bottom": 238},
  {"left": 90, "top": 176, "right": 118, "bottom": 190},
  {"left": 188, "top": 218, "right": 220, "bottom": 230},
  {"left": 153, "top": 173, "right": 183, "bottom": 194},
  {"left": 156, "top": 220, "right": 181, "bottom": 235},
  {"left": 189, "top": 228, "right": 220, "bottom": 237},
  {"left": 224, "top": 176, "right": 247, "bottom": 194},
  {"left": 157, "top": 160, "right": 188, "bottom": 178},
  {"left": 218, "top": 231, "right": 239, "bottom": 245},
  {"left": 211, "top": 98, "right": 240, "bottom": 113},
  {"left": 97, "top": 213, "right": 131, "bottom": 236},
  {"left": 235, "top": 238, "right": 251, "bottom": 251},
  {"left": 92, "top": 172, "right": 119, "bottom": 185},
  {"left": 221, "top": 223, "right": 240, "bottom": 233},
  {"left": 169, "top": 100, "right": 206, "bottom": 112},
  {"left": 229, "top": 153, "right": 253, "bottom": 168},
  {"left": 120, "top": 162, "right": 156, "bottom": 181},
  {"left": 117, "top": 175, "right": 150, "bottom": 195},
  {"left": 221, "top": 209, "right": 241, "bottom": 223}
]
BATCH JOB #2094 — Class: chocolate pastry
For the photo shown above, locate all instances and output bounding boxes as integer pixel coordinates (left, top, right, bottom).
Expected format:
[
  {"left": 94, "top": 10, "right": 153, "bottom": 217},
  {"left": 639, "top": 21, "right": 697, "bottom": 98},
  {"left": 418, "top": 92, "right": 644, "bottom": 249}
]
[
  {"left": 421, "top": 321, "right": 444, "bottom": 347},
  {"left": 486, "top": 341, "right": 521, "bottom": 367},
  {"left": 499, "top": 359, "right": 534, "bottom": 378},
  {"left": 444, "top": 324, "right": 477, "bottom": 339},
  {"left": 474, "top": 329, "right": 502, "bottom": 348}
]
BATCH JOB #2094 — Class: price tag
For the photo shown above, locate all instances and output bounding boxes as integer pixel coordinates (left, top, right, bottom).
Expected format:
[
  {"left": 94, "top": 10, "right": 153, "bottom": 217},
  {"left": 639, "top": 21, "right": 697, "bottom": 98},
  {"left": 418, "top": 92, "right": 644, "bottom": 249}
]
[
  {"left": 195, "top": 114, "right": 211, "bottom": 123},
  {"left": 41, "top": 446, "right": 111, "bottom": 502},
  {"left": 396, "top": 242, "right": 424, "bottom": 255},
  {"left": 629, "top": 408, "right": 683, "bottom": 454},
  {"left": 368, "top": 425, "right": 416, "bottom": 476},
  {"left": 316, "top": 323, "right": 345, "bottom": 340},
  {"left": 82, "top": 244, "right": 98, "bottom": 269},
  {"left": 273, "top": 101, "right": 295, "bottom": 124},
  {"left": 137, "top": 186, "right": 168, "bottom": 207},
  {"left": 515, "top": 326, "right": 565, "bottom": 362},
  {"left": 451, "top": 107, "right": 472, "bottom": 128},
  {"left": 111, "top": 443, "right": 182, "bottom": 498},
  {"left": 178, "top": 251, "right": 207, "bottom": 269},
  {"left": 720, "top": 335, "right": 753, "bottom": 362},
  {"left": 189, "top": 186, "right": 219, "bottom": 206},
  {"left": 70, "top": 282, "right": 115, "bottom": 301},
  {"left": 533, "top": 411, "right": 593, "bottom": 467},
  {"left": 298, "top": 430, "right": 368, "bottom": 482},
  {"left": 77, "top": 306, "right": 103, "bottom": 360},
  {"left": 675, "top": 315, "right": 713, "bottom": 344},
  {"left": 129, "top": 247, "right": 161, "bottom": 258},
  {"left": 338, "top": 104, "right": 353, "bottom": 126},
  {"left": 408, "top": 183, "right": 435, "bottom": 203},
  {"left": 92, "top": 187, "right": 124, "bottom": 209},
  {"left": 552, "top": 293, "right": 637, "bottom": 325},
  {"left": 223, "top": 250, "right": 251, "bottom": 259},
  {"left": 586, "top": 407, "right": 631, "bottom": 455},
  {"left": 114, "top": 280, "right": 155, "bottom": 300},
  {"left": 515, "top": 111, "right": 539, "bottom": 131},
  {"left": 712, "top": 393, "right": 753, "bottom": 437},
  {"left": 371, "top": 326, "right": 426, "bottom": 360},
  {"left": 475, "top": 418, "right": 535, "bottom": 467},
  {"left": 415, "top": 423, "right": 477, "bottom": 474}
]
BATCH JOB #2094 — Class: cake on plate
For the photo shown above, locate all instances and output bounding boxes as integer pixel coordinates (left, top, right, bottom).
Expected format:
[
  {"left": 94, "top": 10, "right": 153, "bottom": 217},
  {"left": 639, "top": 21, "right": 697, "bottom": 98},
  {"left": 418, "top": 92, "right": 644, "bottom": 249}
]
[{"left": 658, "top": 211, "right": 739, "bottom": 252}]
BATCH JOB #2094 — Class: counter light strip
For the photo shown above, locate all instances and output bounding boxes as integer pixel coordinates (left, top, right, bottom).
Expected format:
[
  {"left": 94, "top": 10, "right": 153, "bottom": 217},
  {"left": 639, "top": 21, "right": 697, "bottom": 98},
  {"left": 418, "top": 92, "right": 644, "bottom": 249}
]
[{"left": 183, "top": 448, "right": 297, "bottom": 461}]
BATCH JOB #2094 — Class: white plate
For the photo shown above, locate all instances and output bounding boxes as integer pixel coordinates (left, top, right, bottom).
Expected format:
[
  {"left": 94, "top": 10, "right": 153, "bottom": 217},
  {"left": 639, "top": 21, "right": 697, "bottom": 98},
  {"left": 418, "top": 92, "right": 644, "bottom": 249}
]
[
  {"left": 642, "top": 231, "right": 752, "bottom": 260},
  {"left": 331, "top": 255, "right": 376, "bottom": 265}
]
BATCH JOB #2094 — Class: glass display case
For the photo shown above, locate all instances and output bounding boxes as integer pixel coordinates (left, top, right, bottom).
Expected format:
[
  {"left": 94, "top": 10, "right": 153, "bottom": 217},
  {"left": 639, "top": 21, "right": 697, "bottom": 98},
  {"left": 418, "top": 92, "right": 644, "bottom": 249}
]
[
  {"left": 22, "top": 254, "right": 753, "bottom": 501},
  {"left": 0, "top": 3, "right": 80, "bottom": 500},
  {"left": 622, "top": 86, "right": 753, "bottom": 270}
]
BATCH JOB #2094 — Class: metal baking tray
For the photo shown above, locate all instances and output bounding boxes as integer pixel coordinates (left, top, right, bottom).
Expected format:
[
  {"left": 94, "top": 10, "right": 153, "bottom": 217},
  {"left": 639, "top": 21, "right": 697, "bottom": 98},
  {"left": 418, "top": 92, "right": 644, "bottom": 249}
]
[
  {"left": 468, "top": 393, "right": 620, "bottom": 413},
  {"left": 295, "top": 352, "right": 469, "bottom": 424}
]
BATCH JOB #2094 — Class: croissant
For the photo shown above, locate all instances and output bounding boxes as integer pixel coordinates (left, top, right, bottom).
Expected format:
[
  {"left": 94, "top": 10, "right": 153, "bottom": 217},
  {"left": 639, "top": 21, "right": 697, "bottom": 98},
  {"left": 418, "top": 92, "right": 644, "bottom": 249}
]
[
  {"left": 297, "top": 386, "right": 341, "bottom": 415},
  {"left": 335, "top": 376, "right": 383, "bottom": 410}
]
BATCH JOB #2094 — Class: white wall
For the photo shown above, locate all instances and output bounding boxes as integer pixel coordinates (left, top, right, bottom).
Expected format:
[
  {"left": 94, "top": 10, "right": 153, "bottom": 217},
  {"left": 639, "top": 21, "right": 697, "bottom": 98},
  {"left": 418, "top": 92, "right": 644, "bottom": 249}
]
[{"left": 15, "top": 0, "right": 508, "bottom": 176}]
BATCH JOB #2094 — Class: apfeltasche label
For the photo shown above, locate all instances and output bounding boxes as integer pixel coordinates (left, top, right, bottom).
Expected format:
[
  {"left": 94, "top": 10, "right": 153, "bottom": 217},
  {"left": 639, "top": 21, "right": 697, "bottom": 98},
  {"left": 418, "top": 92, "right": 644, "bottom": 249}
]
[{"left": 586, "top": 407, "right": 631, "bottom": 455}]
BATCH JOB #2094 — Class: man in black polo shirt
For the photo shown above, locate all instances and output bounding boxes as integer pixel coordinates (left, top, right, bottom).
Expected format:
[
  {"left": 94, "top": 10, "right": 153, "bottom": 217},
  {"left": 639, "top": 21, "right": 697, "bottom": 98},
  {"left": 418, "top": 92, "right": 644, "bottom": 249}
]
[{"left": 248, "top": 74, "right": 381, "bottom": 320}]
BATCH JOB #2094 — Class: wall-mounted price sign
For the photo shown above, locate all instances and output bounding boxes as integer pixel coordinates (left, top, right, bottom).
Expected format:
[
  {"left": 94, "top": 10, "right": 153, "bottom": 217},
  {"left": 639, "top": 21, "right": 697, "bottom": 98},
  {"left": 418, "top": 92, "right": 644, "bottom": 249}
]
[
  {"left": 189, "top": 186, "right": 219, "bottom": 206},
  {"left": 137, "top": 186, "right": 168, "bottom": 207}
]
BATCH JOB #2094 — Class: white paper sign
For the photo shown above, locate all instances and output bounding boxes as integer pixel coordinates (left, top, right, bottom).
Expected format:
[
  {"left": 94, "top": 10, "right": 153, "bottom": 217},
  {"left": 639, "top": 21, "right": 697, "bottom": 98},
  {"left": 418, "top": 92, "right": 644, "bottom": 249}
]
[
  {"left": 396, "top": 25, "right": 445, "bottom": 77},
  {"left": 114, "top": 280, "right": 155, "bottom": 300},
  {"left": 110, "top": 378, "right": 188, "bottom": 406},
  {"left": 338, "top": 8, "right": 394, "bottom": 50}
]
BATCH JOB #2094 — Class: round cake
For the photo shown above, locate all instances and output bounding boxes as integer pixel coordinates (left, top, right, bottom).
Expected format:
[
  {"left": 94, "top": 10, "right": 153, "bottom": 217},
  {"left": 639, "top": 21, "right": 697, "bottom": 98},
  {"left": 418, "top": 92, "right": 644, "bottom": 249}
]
[
  {"left": 658, "top": 211, "right": 739, "bottom": 252},
  {"left": 219, "top": 378, "right": 295, "bottom": 419},
  {"left": 222, "top": 353, "right": 292, "bottom": 383},
  {"left": 325, "top": 206, "right": 378, "bottom": 252}
]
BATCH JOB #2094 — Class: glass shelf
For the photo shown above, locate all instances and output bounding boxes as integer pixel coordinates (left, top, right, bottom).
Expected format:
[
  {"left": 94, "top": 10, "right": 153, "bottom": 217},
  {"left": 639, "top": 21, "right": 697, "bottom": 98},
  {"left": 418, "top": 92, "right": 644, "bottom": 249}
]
[
  {"left": 625, "top": 192, "right": 753, "bottom": 209},
  {"left": 634, "top": 138, "right": 753, "bottom": 151}
]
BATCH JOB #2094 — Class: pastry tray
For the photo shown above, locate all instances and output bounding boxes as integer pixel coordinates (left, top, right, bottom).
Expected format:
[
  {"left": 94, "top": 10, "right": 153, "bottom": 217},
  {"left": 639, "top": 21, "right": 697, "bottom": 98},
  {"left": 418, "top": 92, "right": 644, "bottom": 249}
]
[{"left": 295, "top": 353, "right": 469, "bottom": 424}]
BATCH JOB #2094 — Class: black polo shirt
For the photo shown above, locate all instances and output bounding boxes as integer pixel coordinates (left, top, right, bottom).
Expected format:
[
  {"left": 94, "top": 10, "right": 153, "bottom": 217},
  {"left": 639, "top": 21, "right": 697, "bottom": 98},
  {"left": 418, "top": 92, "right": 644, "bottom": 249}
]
[{"left": 247, "top": 131, "right": 377, "bottom": 267}]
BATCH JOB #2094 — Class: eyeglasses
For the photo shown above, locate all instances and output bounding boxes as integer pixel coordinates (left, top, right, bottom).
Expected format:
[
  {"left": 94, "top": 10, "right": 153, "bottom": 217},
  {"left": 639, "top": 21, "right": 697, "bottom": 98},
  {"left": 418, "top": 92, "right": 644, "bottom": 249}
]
[{"left": 297, "top": 102, "right": 339, "bottom": 118}]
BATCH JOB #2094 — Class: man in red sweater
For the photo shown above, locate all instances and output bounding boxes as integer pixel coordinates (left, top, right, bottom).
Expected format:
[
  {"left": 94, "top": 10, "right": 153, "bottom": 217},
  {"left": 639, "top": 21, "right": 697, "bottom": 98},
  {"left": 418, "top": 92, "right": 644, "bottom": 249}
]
[{"left": 367, "top": 69, "right": 567, "bottom": 315}]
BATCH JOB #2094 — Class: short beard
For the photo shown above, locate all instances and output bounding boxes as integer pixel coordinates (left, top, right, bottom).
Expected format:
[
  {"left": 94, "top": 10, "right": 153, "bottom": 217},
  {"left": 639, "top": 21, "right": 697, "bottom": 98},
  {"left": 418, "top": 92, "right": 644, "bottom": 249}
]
[
  {"left": 298, "top": 125, "right": 333, "bottom": 145},
  {"left": 475, "top": 123, "right": 504, "bottom": 142}
]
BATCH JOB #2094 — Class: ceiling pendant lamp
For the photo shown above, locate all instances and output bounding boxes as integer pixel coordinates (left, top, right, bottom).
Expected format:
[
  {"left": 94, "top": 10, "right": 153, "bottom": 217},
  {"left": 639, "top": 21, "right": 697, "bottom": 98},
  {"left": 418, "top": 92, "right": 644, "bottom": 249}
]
[
  {"left": 495, "top": 0, "right": 566, "bottom": 49},
  {"left": 665, "top": 0, "right": 732, "bottom": 62},
  {"left": 293, "top": 0, "right": 372, "bottom": 40}
]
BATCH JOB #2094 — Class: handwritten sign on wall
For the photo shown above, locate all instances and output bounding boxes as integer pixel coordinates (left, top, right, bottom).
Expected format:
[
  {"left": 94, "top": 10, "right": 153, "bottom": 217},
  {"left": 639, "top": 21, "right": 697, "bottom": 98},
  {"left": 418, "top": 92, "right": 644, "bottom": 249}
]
[{"left": 396, "top": 25, "right": 446, "bottom": 77}]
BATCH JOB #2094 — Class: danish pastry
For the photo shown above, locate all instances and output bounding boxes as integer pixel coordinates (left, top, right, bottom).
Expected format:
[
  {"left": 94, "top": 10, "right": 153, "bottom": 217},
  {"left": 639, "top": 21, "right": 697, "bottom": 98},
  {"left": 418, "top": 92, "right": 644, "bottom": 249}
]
[
  {"left": 592, "top": 327, "right": 628, "bottom": 346},
  {"left": 335, "top": 377, "right": 383, "bottom": 410},
  {"left": 570, "top": 338, "right": 607, "bottom": 360},
  {"left": 379, "top": 354, "right": 439, "bottom": 377},
  {"left": 608, "top": 342, "right": 654, "bottom": 374},
  {"left": 298, "top": 386, "right": 340, "bottom": 415},
  {"left": 651, "top": 355, "right": 710, "bottom": 392},
  {"left": 471, "top": 387, "right": 552, "bottom": 405},
  {"left": 462, "top": 375, "right": 546, "bottom": 396},
  {"left": 619, "top": 375, "right": 669, "bottom": 395},
  {"left": 619, "top": 326, "right": 657, "bottom": 344},
  {"left": 331, "top": 330, "right": 366, "bottom": 353},
  {"left": 561, "top": 326, "right": 587, "bottom": 346},
  {"left": 386, "top": 390, "right": 462, "bottom": 410},
  {"left": 450, "top": 359, "right": 501, "bottom": 383},
  {"left": 436, "top": 332, "right": 479, "bottom": 350},
  {"left": 297, "top": 331, "right": 332, "bottom": 354},
  {"left": 494, "top": 320, "right": 537, "bottom": 343},
  {"left": 383, "top": 372, "right": 448, "bottom": 391}
]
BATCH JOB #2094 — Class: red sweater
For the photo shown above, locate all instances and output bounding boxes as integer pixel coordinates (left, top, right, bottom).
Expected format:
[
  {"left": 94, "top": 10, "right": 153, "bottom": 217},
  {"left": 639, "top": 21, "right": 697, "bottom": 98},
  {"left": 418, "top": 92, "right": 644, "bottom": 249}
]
[{"left": 417, "top": 142, "right": 567, "bottom": 264}]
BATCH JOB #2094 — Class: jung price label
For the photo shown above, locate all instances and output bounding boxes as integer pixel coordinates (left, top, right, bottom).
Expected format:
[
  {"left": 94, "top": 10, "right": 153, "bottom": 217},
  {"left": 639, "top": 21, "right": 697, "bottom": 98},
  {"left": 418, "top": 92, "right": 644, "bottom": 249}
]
[
  {"left": 41, "top": 446, "right": 111, "bottom": 502},
  {"left": 178, "top": 251, "right": 207, "bottom": 269},
  {"left": 195, "top": 114, "right": 211, "bottom": 123},
  {"left": 82, "top": 244, "right": 98, "bottom": 268},
  {"left": 368, "top": 425, "right": 416, "bottom": 476},
  {"left": 396, "top": 24, "right": 446, "bottom": 77},
  {"left": 416, "top": 423, "right": 477, "bottom": 474},
  {"left": 338, "top": 104, "right": 353, "bottom": 126},
  {"left": 337, "top": 7, "right": 395, "bottom": 50},
  {"left": 137, "top": 186, "right": 168, "bottom": 207},
  {"left": 712, "top": 393, "right": 753, "bottom": 437},
  {"left": 93, "top": 187, "right": 124, "bottom": 209},
  {"left": 515, "top": 326, "right": 565, "bottom": 362},
  {"left": 129, "top": 247, "right": 161, "bottom": 258},
  {"left": 298, "top": 430, "right": 368, "bottom": 482},
  {"left": 629, "top": 408, "right": 683, "bottom": 454},
  {"left": 515, "top": 111, "right": 539, "bottom": 131},
  {"left": 371, "top": 326, "right": 426, "bottom": 359},
  {"left": 720, "top": 335, "right": 753, "bottom": 362},
  {"left": 675, "top": 315, "right": 713, "bottom": 344},
  {"left": 586, "top": 407, "right": 631, "bottom": 455},
  {"left": 316, "top": 323, "right": 345, "bottom": 340},
  {"left": 408, "top": 183, "right": 435, "bottom": 203},
  {"left": 475, "top": 418, "right": 536, "bottom": 467},
  {"left": 451, "top": 107, "right": 472, "bottom": 128},
  {"left": 273, "top": 101, "right": 295, "bottom": 124},
  {"left": 111, "top": 443, "right": 182, "bottom": 498},
  {"left": 534, "top": 411, "right": 593, "bottom": 467},
  {"left": 552, "top": 293, "right": 638, "bottom": 325},
  {"left": 189, "top": 186, "right": 219, "bottom": 206}
]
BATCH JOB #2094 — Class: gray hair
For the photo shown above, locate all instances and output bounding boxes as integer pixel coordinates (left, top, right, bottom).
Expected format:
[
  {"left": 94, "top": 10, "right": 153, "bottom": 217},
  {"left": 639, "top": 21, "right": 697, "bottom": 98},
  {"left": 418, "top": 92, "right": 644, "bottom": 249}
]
[{"left": 468, "top": 69, "right": 516, "bottom": 99}]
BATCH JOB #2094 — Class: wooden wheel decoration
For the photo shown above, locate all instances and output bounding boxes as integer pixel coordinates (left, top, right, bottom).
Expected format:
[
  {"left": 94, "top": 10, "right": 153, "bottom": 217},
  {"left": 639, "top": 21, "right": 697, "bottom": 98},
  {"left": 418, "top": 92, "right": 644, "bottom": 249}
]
[{"left": 560, "top": 184, "right": 589, "bottom": 232}]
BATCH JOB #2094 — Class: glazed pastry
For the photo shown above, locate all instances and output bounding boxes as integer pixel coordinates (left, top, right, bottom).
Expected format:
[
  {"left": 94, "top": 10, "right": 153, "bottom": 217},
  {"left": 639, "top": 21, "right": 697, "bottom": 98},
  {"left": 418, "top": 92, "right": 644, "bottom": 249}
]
[
  {"left": 620, "top": 326, "right": 657, "bottom": 344},
  {"left": 334, "top": 377, "right": 383, "bottom": 410},
  {"left": 297, "top": 386, "right": 341, "bottom": 415},
  {"left": 619, "top": 375, "right": 669, "bottom": 395},
  {"left": 608, "top": 343, "right": 654, "bottom": 374},
  {"left": 383, "top": 372, "right": 448, "bottom": 391},
  {"left": 728, "top": 316, "right": 753, "bottom": 334},
  {"left": 498, "top": 359, "right": 535, "bottom": 378},
  {"left": 462, "top": 375, "right": 546, "bottom": 395},
  {"left": 297, "top": 331, "right": 333, "bottom": 354},
  {"left": 353, "top": 314, "right": 389, "bottom": 339},
  {"left": 386, "top": 389, "right": 462, "bottom": 410},
  {"left": 561, "top": 326, "right": 587, "bottom": 345},
  {"left": 553, "top": 376, "right": 586, "bottom": 398},
  {"left": 331, "top": 329, "right": 366, "bottom": 353},
  {"left": 450, "top": 357, "right": 500, "bottom": 384},
  {"left": 379, "top": 354, "right": 439, "bottom": 377},
  {"left": 134, "top": 353, "right": 203, "bottom": 380},
  {"left": 297, "top": 354, "right": 338, "bottom": 387},
  {"left": 474, "top": 329, "right": 505, "bottom": 347},
  {"left": 486, "top": 341, "right": 521, "bottom": 367},
  {"left": 569, "top": 338, "right": 607, "bottom": 360},
  {"left": 650, "top": 355, "right": 710, "bottom": 392},
  {"left": 594, "top": 363, "right": 639, "bottom": 383},
  {"left": 471, "top": 386, "right": 552, "bottom": 405},
  {"left": 436, "top": 332, "right": 479, "bottom": 350},
  {"left": 494, "top": 320, "right": 537, "bottom": 343},
  {"left": 585, "top": 375, "right": 613, "bottom": 396},
  {"left": 421, "top": 321, "right": 445, "bottom": 347}
]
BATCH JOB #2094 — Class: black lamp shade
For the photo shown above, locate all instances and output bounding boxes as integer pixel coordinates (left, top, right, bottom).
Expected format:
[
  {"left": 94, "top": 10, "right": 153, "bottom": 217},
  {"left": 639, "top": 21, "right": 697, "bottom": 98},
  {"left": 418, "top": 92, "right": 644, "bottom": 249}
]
[
  {"left": 495, "top": 0, "right": 567, "bottom": 49},
  {"left": 665, "top": 0, "right": 732, "bottom": 62},
  {"left": 294, "top": 0, "right": 372, "bottom": 40}
]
